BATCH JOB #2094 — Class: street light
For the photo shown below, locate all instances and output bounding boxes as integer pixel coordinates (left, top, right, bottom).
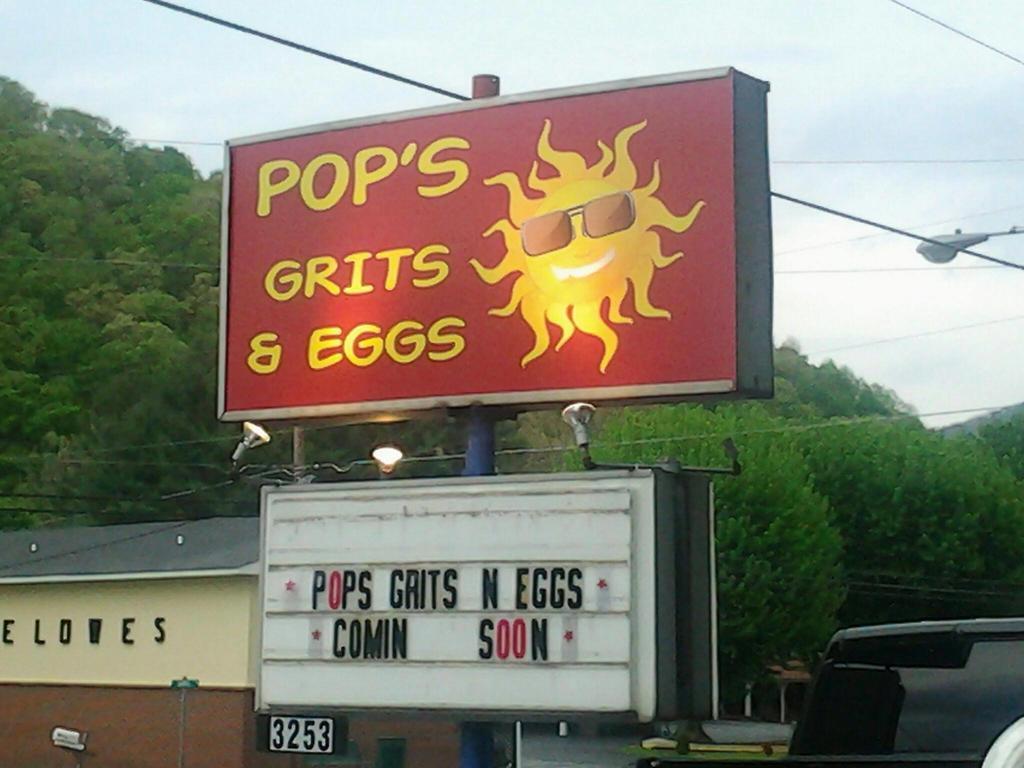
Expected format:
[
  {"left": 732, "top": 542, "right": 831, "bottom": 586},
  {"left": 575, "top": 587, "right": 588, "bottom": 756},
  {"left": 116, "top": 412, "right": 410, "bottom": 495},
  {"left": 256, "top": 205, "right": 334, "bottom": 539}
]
[{"left": 917, "top": 225, "right": 1023, "bottom": 264}]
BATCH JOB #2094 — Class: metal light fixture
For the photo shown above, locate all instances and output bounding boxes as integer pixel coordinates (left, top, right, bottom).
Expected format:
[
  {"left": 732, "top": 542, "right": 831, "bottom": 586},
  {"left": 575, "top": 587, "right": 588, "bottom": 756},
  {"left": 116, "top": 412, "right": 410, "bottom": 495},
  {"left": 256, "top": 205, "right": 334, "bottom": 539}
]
[
  {"left": 562, "top": 402, "right": 597, "bottom": 469},
  {"left": 231, "top": 421, "right": 271, "bottom": 465},
  {"left": 917, "top": 225, "right": 1022, "bottom": 264},
  {"left": 371, "top": 444, "right": 404, "bottom": 475}
]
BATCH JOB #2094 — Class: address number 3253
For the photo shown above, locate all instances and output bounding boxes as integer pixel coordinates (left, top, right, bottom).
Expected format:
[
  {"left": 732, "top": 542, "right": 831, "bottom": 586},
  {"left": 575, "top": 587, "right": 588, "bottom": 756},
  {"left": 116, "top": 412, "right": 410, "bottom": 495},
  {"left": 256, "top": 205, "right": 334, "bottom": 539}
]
[{"left": 268, "top": 715, "right": 334, "bottom": 754}]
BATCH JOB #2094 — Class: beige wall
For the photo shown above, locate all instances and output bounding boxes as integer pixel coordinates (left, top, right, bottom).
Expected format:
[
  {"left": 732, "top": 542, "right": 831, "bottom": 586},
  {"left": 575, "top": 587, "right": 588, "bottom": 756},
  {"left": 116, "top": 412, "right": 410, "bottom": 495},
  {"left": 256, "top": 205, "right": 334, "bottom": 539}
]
[{"left": 0, "top": 575, "right": 256, "bottom": 688}]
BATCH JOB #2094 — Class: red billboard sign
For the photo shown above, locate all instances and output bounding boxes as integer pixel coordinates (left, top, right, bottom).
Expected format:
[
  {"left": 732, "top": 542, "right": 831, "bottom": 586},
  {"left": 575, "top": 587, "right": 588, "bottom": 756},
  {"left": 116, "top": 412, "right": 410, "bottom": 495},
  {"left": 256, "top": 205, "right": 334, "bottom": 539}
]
[{"left": 219, "top": 68, "right": 772, "bottom": 422}]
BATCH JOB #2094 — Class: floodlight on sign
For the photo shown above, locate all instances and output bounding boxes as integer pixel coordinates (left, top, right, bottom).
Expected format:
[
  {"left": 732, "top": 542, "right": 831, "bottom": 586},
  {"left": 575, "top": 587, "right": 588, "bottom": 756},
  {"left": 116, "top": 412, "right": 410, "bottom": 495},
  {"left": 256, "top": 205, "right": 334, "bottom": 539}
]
[
  {"left": 371, "top": 445, "right": 404, "bottom": 474},
  {"left": 231, "top": 421, "right": 271, "bottom": 465}
]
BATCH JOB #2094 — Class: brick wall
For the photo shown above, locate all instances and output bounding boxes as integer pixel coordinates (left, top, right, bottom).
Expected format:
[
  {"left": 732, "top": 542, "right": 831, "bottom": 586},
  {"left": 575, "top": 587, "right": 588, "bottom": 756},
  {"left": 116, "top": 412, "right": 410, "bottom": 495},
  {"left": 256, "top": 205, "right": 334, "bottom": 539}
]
[{"left": 0, "top": 684, "right": 461, "bottom": 768}]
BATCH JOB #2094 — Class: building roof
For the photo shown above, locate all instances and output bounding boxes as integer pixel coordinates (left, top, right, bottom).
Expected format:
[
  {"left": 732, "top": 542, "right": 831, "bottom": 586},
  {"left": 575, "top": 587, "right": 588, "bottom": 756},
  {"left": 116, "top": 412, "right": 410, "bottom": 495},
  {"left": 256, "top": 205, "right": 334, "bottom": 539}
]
[{"left": 0, "top": 516, "right": 259, "bottom": 582}]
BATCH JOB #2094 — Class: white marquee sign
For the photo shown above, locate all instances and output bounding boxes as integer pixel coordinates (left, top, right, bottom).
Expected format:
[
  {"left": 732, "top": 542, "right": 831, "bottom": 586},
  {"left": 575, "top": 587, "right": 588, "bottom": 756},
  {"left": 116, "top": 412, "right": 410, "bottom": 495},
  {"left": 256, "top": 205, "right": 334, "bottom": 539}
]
[{"left": 258, "top": 470, "right": 714, "bottom": 721}]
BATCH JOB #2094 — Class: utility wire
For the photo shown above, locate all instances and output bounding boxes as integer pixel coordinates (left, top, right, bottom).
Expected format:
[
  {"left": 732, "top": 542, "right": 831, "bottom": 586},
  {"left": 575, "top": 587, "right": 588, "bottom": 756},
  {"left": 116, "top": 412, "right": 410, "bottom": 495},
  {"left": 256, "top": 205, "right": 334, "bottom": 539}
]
[
  {"left": 0, "top": 254, "right": 211, "bottom": 269},
  {"left": 3, "top": 254, "right": 1006, "bottom": 275},
  {"left": 777, "top": 203, "right": 1024, "bottom": 256},
  {"left": 2, "top": 457, "right": 227, "bottom": 469},
  {"left": 496, "top": 403, "right": 1016, "bottom": 459},
  {"left": 847, "top": 579, "right": 1017, "bottom": 599},
  {"left": 1, "top": 488, "right": 238, "bottom": 504},
  {"left": 576, "top": 404, "right": 1011, "bottom": 452},
  {"left": 850, "top": 569, "right": 1024, "bottom": 591},
  {"left": 119, "top": 137, "right": 1024, "bottom": 165},
  {"left": 776, "top": 157, "right": 1024, "bottom": 165},
  {"left": 0, "top": 504, "right": 234, "bottom": 516},
  {"left": 888, "top": 0, "right": 1024, "bottom": 68},
  {"left": 808, "top": 315, "right": 1024, "bottom": 356},
  {"left": 7, "top": 402, "right": 1018, "bottom": 468},
  {"left": 777, "top": 265, "right": 998, "bottom": 274},
  {"left": 138, "top": 0, "right": 469, "bottom": 101},
  {"left": 128, "top": 137, "right": 221, "bottom": 147},
  {"left": 772, "top": 192, "right": 1024, "bottom": 271},
  {"left": 4, "top": 402, "right": 1015, "bottom": 476},
  {"left": 846, "top": 585, "right": 1006, "bottom": 605}
]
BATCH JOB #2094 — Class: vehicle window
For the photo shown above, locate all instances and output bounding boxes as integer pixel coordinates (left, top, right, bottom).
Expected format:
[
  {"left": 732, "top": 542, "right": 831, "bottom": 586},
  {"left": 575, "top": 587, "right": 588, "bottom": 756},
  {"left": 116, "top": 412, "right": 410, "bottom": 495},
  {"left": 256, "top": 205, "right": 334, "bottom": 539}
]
[
  {"left": 795, "top": 639, "right": 1024, "bottom": 756},
  {"left": 894, "top": 639, "right": 1024, "bottom": 754}
]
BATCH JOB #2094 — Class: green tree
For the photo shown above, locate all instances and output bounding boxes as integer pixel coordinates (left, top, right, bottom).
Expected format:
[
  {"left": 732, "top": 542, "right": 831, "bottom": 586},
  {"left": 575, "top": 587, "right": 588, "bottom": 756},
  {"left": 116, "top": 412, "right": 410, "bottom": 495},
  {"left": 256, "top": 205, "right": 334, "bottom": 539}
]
[
  {"left": 977, "top": 411, "right": 1024, "bottom": 481},
  {"left": 0, "top": 76, "right": 477, "bottom": 525},
  {"left": 590, "top": 403, "right": 845, "bottom": 703},
  {"left": 796, "top": 420, "right": 1024, "bottom": 625},
  {"left": 771, "top": 343, "right": 911, "bottom": 421}
]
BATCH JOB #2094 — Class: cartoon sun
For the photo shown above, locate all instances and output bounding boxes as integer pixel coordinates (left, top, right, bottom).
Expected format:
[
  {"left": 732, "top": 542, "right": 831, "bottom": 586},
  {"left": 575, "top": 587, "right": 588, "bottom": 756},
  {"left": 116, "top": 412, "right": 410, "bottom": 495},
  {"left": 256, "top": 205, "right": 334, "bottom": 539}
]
[{"left": 470, "top": 119, "right": 706, "bottom": 373}]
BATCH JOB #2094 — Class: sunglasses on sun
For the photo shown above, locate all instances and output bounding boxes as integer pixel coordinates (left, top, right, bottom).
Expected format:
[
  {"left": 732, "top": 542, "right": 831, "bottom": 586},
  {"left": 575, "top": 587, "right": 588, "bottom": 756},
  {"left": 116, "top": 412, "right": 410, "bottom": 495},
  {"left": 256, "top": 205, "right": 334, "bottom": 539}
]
[{"left": 520, "top": 191, "right": 636, "bottom": 256}]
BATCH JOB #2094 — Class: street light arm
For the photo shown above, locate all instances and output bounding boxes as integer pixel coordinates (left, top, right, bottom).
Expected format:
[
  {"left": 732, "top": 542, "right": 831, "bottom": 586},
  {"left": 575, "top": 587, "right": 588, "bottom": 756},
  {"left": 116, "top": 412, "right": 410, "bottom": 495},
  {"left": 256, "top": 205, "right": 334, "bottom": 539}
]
[
  {"left": 771, "top": 192, "right": 1024, "bottom": 271},
  {"left": 917, "top": 226, "right": 1024, "bottom": 264},
  {"left": 988, "top": 226, "right": 1024, "bottom": 238}
]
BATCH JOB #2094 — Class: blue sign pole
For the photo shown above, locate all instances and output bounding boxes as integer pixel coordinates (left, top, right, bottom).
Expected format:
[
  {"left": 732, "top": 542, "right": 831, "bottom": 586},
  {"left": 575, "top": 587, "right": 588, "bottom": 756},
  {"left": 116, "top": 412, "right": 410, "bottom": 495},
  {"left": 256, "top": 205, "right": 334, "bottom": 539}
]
[
  {"left": 463, "top": 409, "right": 496, "bottom": 476},
  {"left": 459, "top": 408, "right": 496, "bottom": 768}
]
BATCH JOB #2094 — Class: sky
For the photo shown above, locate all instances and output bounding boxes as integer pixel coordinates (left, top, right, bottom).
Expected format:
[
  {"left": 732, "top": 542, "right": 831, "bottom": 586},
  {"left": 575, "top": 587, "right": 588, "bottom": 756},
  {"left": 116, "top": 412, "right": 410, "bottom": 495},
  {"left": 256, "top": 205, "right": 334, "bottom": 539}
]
[{"left": 2, "top": 0, "right": 1022, "bottom": 427}]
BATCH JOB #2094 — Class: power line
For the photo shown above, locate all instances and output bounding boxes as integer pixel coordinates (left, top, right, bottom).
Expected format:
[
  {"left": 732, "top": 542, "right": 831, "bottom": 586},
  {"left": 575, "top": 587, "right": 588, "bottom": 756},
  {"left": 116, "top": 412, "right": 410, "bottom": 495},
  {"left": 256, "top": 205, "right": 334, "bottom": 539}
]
[
  {"left": 0, "top": 505, "right": 241, "bottom": 516},
  {"left": 775, "top": 158, "right": 1024, "bottom": 166},
  {"left": 0, "top": 254, "right": 211, "bottom": 269},
  {"left": 117, "top": 138, "right": 1024, "bottom": 165},
  {"left": 847, "top": 579, "right": 1016, "bottom": 599},
  {"left": 5, "top": 402, "right": 1015, "bottom": 476},
  {"left": 777, "top": 265, "right": 999, "bottom": 274},
  {"left": 138, "top": 0, "right": 469, "bottom": 102},
  {"left": 2, "top": 457, "right": 227, "bottom": 469},
  {"left": 888, "top": 0, "right": 1024, "bottom": 68},
  {"left": 9, "top": 254, "right": 1000, "bottom": 275},
  {"left": 849, "top": 569, "right": 1024, "bottom": 591},
  {"left": 776, "top": 203, "right": 1024, "bottom": 256},
  {"left": 504, "top": 403, "right": 1018, "bottom": 457},
  {"left": 0, "top": 480, "right": 239, "bottom": 507},
  {"left": 11, "top": 427, "right": 285, "bottom": 464},
  {"left": 772, "top": 192, "right": 1024, "bottom": 271},
  {"left": 6, "top": 402, "right": 1010, "bottom": 470},
  {"left": 807, "top": 315, "right": 1024, "bottom": 356},
  {"left": 49, "top": 432, "right": 242, "bottom": 456},
  {"left": 128, "top": 137, "right": 221, "bottom": 147},
  {"left": 846, "top": 585, "right": 1006, "bottom": 605}
]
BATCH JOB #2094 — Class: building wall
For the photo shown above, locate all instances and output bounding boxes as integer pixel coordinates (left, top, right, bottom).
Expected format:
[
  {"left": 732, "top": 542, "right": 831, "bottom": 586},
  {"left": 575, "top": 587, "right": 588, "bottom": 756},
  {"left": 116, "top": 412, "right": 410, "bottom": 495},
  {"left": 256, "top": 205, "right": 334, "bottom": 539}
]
[
  {"left": 0, "top": 574, "right": 461, "bottom": 768},
  {"left": 0, "top": 576, "right": 255, "bottom": 687},
  {"left": 0, "top": 684, "right": 275, "bottom": 768},
  {"left": 0, "top": 683, "right": 460, "bottom": 768}
]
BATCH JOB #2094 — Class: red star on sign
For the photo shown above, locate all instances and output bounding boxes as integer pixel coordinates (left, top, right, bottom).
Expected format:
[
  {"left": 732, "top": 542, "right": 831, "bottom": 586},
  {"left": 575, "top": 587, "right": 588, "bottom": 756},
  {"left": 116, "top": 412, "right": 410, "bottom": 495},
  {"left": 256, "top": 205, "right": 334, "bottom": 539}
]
[
  {"left": 563, "top": 631, "right": 574, "bottom": 642},
  {"left": 311, "top": 629, "right": 322, "bottom": 641},
  {"left": 285, "top": 579, "right": 296, "bottom": 591},
  {"left": 597, "top": 578, "right": 608, "bottom": 589}
]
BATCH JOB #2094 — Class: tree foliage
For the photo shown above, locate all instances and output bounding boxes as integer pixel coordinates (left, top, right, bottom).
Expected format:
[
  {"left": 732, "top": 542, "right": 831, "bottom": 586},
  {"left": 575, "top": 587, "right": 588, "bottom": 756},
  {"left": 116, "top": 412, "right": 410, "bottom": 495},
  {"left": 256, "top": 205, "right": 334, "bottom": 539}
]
[
  {"left": 587, "top": 403, "right": 845, "bottom": 702},
  {"left": 549, "top": 347, "right": 1024, "bottom": 701},
  {"left": 976, "top": 411, "right": 1024, "bottom": 481},
  {"left": 771, "top": 344, "right": 912, "bottom": 420},
  {"left": 0, "top": 77, "right": 464, "bottom": 526},
  {"left": 797, "top": 420, "right": 1024, "bottom": 625}
]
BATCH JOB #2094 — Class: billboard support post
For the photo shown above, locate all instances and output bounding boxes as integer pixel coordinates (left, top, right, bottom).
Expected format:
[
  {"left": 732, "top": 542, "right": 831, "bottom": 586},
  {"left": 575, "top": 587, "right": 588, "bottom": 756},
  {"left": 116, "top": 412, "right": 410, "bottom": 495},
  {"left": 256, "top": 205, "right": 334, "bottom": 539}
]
[
  {"left": 463, "top": 410, "right": 496, "bottom": 477},
  {"left": 459, "top": 72, "right": 502, "bottom": 768},
  {"left": 459, "top": 407, "right": 497, "bottom": 768}
]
